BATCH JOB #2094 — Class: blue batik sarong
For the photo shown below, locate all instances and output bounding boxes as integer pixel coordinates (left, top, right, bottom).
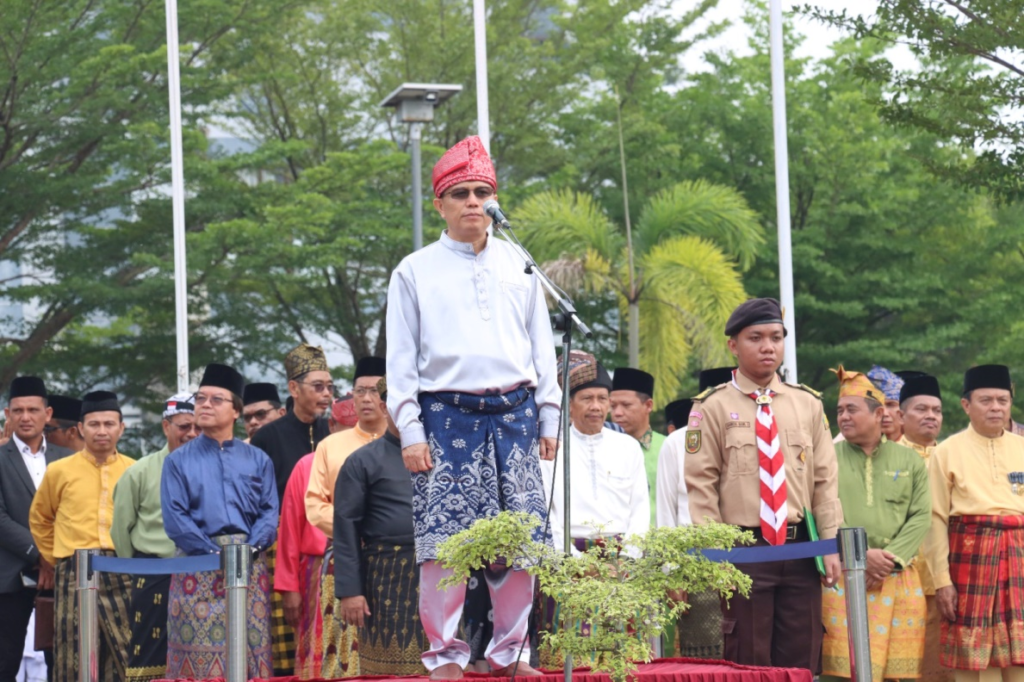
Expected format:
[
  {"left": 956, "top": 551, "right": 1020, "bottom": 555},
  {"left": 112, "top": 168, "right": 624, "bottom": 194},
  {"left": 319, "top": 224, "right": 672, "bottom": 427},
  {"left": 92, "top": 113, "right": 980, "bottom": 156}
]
[{"left": 412, "top": 386, "right": 549, "bottom": 563}]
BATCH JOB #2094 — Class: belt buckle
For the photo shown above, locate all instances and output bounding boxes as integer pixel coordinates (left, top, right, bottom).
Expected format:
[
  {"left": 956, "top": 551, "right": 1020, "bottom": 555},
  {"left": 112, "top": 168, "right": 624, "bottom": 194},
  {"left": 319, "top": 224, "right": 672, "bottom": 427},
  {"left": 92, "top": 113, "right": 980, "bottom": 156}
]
[{"left": 785, "top": 525, "right": 799, "bottom": 541}]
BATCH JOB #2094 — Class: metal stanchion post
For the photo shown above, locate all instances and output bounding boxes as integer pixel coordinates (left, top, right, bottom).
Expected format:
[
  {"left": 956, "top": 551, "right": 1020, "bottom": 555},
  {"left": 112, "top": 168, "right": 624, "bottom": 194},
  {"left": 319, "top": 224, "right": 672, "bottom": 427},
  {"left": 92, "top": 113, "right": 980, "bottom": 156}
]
[
  {"left": 222, "top": 544, "right": 251, "bottom": 682},
  {"left": 76, "top": 549, "right": 99, "bottom": 682},
  {"left": 838, "top": 527, "right": 872, "bottom": 682}
]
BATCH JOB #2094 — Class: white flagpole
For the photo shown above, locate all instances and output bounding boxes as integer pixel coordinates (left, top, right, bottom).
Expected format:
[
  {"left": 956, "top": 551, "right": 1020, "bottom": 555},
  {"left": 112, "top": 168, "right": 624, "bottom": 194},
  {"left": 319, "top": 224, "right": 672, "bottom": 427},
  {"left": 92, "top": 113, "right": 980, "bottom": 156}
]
[
  {"left": 473, "top": 0, "right": 491, "bottom": 152},
  {"left": 769, "top": 0, "right": 797, "bottom": 382},
  {"left": 165, "top": 0, "right": 190, "bottom": 392}
]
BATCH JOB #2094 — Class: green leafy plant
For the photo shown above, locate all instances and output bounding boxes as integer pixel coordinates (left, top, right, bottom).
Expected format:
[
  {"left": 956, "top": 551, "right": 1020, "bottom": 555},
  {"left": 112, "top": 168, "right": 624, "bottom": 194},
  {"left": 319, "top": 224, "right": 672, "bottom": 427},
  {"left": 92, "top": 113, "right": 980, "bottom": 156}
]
[{"left": 437, "top": 512, "right": 753, "bottom": 682}]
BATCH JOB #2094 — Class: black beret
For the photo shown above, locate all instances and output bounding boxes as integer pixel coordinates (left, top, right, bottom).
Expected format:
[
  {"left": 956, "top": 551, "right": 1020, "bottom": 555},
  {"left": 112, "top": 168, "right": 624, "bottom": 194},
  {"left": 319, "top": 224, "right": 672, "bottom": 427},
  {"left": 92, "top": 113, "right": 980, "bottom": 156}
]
[
  {"left": 611, "top": 367, "right": 655, "bottom": 397},
  {"left": 724, "top": 298, "right": 787, "bottom": 337},
  {"left": 664, "top": 399, "right": 693, "bottom": 429},
  {"left": 243, "top": 382, "right": 280, "bottom": 406},
  {"left": 199, "top": 363, "right": 245, "bottom": 398},
  {"left": 963, "top": 364, "right": 1013, "bottom": 396},
  {"left": 354, "top": 356, "right": 386, "bottom": 380},
  {"left": 699, "top": 367, "right": 735, "bottom": 392},
  {"left": 81, "top": 390, "right": 121, "bottom": 418},
  {"left": 899, "top": 375, "right": 942, "bottom": 403},
  {"left": 48, "top": 395, "right": 82, "bottom": 422},
  {"left": 9, "top": 376, "right": 47, "bottom": 400}
]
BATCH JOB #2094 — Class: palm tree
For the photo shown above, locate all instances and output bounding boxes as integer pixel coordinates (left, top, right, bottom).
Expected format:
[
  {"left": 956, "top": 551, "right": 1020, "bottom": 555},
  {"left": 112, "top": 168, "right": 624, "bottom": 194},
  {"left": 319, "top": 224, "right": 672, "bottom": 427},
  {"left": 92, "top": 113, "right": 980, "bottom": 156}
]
[{"left": 516, "top": 180, "right": 764, "bottom": 405}]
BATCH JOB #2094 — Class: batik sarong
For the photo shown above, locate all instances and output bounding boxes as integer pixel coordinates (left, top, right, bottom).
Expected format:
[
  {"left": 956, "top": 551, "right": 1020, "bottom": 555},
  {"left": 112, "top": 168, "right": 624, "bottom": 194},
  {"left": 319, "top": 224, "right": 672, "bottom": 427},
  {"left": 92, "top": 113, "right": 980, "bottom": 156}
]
[
  {"left": 822, "top": 565, "right": 926, "bottom": 681},
  {"left": 125, "top": 566, "right": 171, "bottom": 682},
  {"left": 942, "top": 515, "right": 1024, "bottom": 671},
  {"left": 320, "top": 546, "right": 359, "bottom": 678},
  {"left": 354, "top": 541, "right": 427, "bottom": 675},
  {"left": 54, "top": 551, "right": 132, "bottom": 682},
  {"left": 166, "top": 534, "right": 273, "bottom": 680},
  {"left": 413, "top": 387, "right": 549, "bottom": 563},
  {"left": 266, "top": 541, "right": 297, "bottom": 676},
  {"left": 295, "top": 554, "right": 324, "bottom": 679}
]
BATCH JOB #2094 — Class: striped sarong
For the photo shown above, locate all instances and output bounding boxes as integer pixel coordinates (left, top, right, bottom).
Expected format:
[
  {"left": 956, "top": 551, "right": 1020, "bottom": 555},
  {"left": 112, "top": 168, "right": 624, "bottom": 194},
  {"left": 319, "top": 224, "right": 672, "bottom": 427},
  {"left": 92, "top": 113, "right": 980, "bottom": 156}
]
[
  {"left": 942, "top": 515, "right": 1024, "bottom": 670},
  {"left": 413, "top": 387, "right": 549, "bottom": 564},
  {"left": 166, "top": 534, "right": 273, "bottom": 680},
  {"left": 266, "top": 542, "right": 297, "bottom": 676},
  {"left": 295, "top": 554, "right": 324, "bottom": 679},
  {"left": 54, "top": 551, "right": 132, "bottom": 682},
  {"left": 125, "top": 567, "right": 171, "bottom": 682},
  {"left": 320, "top": 546, "right": 359, "bottom": 678},
  {"left": 357, "top": 542, "right": 426, "bottom": 675},
  {"left": 822, "top": 564, "right": 926, "bottom": 681}
]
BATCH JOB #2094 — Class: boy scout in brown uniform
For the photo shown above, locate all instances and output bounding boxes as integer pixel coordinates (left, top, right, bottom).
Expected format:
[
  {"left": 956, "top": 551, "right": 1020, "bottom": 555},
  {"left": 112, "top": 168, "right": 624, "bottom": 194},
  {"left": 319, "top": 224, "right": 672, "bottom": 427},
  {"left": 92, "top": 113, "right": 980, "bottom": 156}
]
[{"left": 684, "top": 297, "right": 842, "bottom": 673}]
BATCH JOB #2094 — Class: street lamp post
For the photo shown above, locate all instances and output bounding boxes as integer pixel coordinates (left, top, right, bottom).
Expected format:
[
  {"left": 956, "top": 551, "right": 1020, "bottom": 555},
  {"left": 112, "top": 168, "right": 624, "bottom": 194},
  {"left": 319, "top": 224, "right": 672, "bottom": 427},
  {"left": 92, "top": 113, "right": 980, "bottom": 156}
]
[{"left": 381, "top": 83, "right": 463, "bottom": 251}]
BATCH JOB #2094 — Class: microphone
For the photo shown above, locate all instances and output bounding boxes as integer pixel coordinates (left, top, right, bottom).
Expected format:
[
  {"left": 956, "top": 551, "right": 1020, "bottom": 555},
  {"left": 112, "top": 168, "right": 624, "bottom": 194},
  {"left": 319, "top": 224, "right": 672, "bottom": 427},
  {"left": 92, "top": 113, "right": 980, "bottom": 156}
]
[{"left": 483, "top": 199, "right": 511, "bottom": 229}]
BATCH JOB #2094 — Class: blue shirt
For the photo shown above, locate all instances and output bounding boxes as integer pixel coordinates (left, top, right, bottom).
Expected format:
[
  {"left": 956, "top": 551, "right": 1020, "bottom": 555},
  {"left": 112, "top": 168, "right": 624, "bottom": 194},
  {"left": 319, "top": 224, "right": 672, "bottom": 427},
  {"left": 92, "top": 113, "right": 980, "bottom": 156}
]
[{"left": 161, "top": 434, "right": 279, "bottom": 555}]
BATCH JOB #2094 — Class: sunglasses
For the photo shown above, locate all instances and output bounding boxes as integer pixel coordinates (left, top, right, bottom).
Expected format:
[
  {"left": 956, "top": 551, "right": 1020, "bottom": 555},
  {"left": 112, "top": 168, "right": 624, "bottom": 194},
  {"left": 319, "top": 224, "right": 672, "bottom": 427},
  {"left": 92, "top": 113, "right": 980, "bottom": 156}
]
[
  {"left": 243, "top": 408, "right": 274, "bottom": 423},
  {"left": 445, "top": 187, "right": 494, "bottom": 201}
]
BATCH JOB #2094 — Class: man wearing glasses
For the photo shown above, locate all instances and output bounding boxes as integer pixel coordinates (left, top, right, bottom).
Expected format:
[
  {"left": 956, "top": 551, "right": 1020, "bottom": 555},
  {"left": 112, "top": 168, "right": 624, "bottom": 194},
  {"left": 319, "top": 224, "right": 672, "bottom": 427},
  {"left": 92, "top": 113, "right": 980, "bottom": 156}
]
[
  {"left": 43, "top": 395, "right": 85, "bottom": 453},
  {"left": 387, "top": 136, "right": 559, "bottom": 679},
  {"left": 161, "top": 363, "right": 279, "bottom": 680},
  {"left": 110, "top": 393, "right": 197, "bottom": 682},
  {"left": 242, "top": 383, "right": 286, "bottom": 441},
  {"left": 304, "top": 355, "right": 386, "bottom": 677}
]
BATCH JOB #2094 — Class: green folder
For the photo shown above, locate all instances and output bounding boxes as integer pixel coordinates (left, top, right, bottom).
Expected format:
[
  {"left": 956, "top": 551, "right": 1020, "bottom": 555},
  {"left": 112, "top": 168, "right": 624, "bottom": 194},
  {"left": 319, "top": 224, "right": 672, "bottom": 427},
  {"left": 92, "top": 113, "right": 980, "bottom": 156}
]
[{"left": 804, "top": 507, "right": 827, "bottom": 576}]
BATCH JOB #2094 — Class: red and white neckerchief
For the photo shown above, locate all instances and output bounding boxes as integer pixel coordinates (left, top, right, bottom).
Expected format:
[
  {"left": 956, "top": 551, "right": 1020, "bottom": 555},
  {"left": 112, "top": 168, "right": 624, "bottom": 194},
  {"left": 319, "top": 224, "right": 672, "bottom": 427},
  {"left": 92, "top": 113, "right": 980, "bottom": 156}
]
[{"left": 732, "top": 370, "right": 787, "bottom": 545}]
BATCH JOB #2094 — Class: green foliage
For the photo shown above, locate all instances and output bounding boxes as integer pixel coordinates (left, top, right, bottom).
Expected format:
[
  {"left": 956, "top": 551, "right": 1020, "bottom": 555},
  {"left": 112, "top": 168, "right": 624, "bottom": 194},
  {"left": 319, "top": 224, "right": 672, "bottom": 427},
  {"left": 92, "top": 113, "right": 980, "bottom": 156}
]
[{"left": 437, "top": 512, "right": 752, "bottom": 682}]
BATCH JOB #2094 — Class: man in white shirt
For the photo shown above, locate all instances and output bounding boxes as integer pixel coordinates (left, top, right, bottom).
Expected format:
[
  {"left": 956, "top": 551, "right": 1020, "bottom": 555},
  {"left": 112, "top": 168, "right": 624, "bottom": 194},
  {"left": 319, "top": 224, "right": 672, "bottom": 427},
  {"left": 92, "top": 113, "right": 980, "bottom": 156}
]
[{"left": 387, "top": 135, "right": 559, "bottom": 680}]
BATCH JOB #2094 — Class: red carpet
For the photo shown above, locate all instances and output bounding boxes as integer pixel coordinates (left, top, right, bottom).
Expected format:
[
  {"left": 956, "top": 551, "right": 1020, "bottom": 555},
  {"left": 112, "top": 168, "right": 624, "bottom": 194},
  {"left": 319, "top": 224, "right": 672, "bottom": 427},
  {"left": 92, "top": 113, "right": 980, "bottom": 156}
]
[{"left": 155, "top": 657, "right": 813, "bottom": 682}]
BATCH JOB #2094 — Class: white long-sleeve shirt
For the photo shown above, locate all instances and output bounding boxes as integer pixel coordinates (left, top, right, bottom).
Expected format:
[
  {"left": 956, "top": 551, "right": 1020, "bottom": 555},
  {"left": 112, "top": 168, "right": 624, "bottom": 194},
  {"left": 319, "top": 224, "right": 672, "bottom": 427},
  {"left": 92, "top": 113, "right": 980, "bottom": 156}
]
[
  {"left": 655, "top": 427, "right": 692, "bottom": 528},
  {"left": 386, "top": 228, "right": 561, "bottom": 447},
  {"left": 541, "top": 425, "right": 649, "bottom": 557}
]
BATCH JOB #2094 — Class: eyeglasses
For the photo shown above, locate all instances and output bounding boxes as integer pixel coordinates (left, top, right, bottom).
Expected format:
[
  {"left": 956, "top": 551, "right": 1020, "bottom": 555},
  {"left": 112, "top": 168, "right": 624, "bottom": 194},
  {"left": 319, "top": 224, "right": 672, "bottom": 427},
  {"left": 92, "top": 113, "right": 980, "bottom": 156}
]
[
  {"left": 352, "top": 387, "right": 379, "bottom": 397},
  {"left": 445, "top": 187, "right": 494, "bottom": 201},
  {"left": 43, "top": 425, "right": 60, "bottom": 435},
  {"left": 299, "top": 381, "right": 337, "bottom": 396},
  {"left": 192, "top": 394, "right": 231, "bottom": 407},
  {"left": 243, "top": 408, "right": 273, "bottom": 423},
  {"left": 167, "top": 420, "right": 197, "bottom": 432}
]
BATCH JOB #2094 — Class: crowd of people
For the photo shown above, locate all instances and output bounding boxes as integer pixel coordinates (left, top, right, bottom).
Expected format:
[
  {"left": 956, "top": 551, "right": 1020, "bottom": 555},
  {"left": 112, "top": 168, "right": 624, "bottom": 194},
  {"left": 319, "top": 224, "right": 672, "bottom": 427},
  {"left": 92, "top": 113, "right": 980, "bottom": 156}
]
[{"left": 0, "top": 136, "right": 1021, "bottom": 682}]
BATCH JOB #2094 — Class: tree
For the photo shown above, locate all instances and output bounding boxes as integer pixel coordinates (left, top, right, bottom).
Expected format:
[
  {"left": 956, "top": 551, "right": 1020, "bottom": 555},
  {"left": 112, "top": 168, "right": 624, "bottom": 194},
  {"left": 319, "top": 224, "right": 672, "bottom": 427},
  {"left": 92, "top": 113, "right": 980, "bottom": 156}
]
[{"left": 515, "top": 181, "right": 763, "bottom": 405}]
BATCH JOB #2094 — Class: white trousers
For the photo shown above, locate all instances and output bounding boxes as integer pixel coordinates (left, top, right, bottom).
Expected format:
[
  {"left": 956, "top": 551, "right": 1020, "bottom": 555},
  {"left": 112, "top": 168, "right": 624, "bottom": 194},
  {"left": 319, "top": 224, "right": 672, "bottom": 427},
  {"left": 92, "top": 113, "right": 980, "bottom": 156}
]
[{"left": 419, "top": 561, "right": 534, "bottom": 671}]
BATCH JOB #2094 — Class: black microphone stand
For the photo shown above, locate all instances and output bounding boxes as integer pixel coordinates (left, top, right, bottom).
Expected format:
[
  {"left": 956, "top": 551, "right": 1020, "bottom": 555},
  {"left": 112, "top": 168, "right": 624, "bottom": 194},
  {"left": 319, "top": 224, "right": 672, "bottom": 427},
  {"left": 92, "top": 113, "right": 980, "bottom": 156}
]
[{"left": 492, "top": 218, "right": 591, "bottom": 682}]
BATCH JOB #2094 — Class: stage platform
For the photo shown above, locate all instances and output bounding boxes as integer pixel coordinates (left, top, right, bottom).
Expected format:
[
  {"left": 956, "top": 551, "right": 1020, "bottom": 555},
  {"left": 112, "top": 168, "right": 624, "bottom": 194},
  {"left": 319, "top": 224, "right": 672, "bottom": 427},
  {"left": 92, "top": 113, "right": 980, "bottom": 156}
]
[{"left": 155, "top": 657, "right": 813, "bottom": 682}]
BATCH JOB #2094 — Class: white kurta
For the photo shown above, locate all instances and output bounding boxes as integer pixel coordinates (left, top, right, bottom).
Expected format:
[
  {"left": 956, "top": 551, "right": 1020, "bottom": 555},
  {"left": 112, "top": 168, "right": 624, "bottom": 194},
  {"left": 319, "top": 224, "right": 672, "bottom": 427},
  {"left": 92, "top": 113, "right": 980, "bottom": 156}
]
[
  {"left": 542, "top": 425, "right": 649, "bottom": 556},
  {"left": 655, "top": 427, "right": 692, "bottom": 528}
]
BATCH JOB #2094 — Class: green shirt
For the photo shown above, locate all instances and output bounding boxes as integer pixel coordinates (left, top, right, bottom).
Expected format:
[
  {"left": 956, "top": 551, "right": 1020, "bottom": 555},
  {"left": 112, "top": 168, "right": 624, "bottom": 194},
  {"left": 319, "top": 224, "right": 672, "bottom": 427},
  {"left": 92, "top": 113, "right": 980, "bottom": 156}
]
[
  {"left": 640, "top": 429, "right": 666, "bottom": 528},
  {"left": 835, "top": 437, "right": 931, "bottom": 567},
  {"left": 111, "top": 444, "right": 176, "bottom": 558}
]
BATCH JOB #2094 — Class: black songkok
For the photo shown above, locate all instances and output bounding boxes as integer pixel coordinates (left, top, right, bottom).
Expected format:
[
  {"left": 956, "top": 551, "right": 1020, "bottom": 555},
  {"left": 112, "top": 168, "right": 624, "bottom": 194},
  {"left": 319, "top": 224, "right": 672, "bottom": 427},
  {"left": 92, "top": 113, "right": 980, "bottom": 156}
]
[
  {"left": 81, "top": 391, "right": 121, "bottom": 418},
  {"left": 963, "top": 364, "right": 1013, "bottom": 396},
  {"left": 900, "top": 375, "right": 942, "bottom": 404},
  {"left": 243, "top": 383, "right": 281, "bottom": 406},
  {"left": 9, "top": 376, "right": 47, "bottom": 401},
  {"left": 895, "top": 370, "right": 927, "bottom": 381},
  {"left": 354, "top": 356, "right": 386, "bottom": 380},
  {"left": 48, "top": 395, "right": 82, "bottom": 422},
  {"left": 699, "top": 367, "right": 735, "bottom": 391},
  {"left": 199, "top": 363, "right": 245, "bottom": 398},
  {"left": 664, "top": 400, "right": 693, "bottom": 430},
  {"left": 724, "top": 298, "right": 787, "bottom": 337},
  {"left": 612, "top": 367, "right": 655, "bottom": 397}
]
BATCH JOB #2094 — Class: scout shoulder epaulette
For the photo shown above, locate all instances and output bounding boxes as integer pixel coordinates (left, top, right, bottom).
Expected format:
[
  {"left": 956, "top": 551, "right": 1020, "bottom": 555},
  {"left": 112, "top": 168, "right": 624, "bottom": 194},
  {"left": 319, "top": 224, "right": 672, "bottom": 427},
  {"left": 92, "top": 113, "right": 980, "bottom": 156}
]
[
  {"left": 787, "top": 382, "right": 823, "bottom": 399},
  {"left": 692, "top": 384, "right": 726, "bottom": 402}
]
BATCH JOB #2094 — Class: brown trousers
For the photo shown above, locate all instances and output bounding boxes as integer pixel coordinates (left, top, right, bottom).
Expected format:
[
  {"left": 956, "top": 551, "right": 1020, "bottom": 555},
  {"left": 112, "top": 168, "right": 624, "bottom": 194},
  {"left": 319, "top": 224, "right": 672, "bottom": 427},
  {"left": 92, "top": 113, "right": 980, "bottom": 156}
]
[{"left": 720, "top": 544, "right": 823, "bottom": 673}]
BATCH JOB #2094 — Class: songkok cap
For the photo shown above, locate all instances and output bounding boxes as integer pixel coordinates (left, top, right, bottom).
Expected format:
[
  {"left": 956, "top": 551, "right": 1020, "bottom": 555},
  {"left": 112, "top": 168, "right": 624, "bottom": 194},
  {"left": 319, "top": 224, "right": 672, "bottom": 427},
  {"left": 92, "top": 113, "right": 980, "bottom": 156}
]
[
  {"left": 81, "top": 390, "right": 121, "bottom": 418},
  {"left": 664, "top": 399, "right": 693, "bottom": 430},
  {"left": 354, "top": 356, "right": 386, "bottom": 381},
  {"left": 699, "top": 367, "right": 735, "bottom": 392},
  {"left": 163, "top": 392, "right": 195, "bottom": 419},
  {"left": 432, "top": 136, "right": 497, "bottom": 199},
  {"left": 284, "top": 343, "right": 329, "bottom": 381},
  {"left": 900, "top": 375, "right": 942, "bottom": 404},
  {"left": 376, "top": 376, "right": 388, "bottom": 400},
  {"left": 557, "top": 351, "right": 612, "bottom": 396},
  {"left": 611, "top": 367, "right": 655, "bottom": 397},
  {"left": 831, "top": 365, "right": 885, "bottom": 403},
  {"left": 331, "top": 397, "right": 358, "bottom": 427},
  {"left": 8, "top": 376, "right": 47, "bottom": 400},
  {"left": 48, "top": 395, "right": 82, "bottom": 422},
  {"left": 243, "top": 383, "right": 280, "bottom": 406},
  {"left": 963, "top": 364, "right": 1013, "bottom": 396},
  {"left": 199, "top": 363, "right": 245, "bottom": 399},
  {"left": 724, "top": 298, "right": 787, "bottom": 337},
  {"left": 866, "top": 365, "right": 903, "bottom": 402},
  {"left": 895, "top": 370, "right": 927, "bottom": 381}
]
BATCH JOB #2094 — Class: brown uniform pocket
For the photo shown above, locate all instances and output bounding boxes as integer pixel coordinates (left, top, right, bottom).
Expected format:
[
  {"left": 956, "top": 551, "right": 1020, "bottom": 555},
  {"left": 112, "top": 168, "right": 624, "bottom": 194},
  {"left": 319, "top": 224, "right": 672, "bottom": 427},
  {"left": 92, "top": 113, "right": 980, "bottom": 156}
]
[{"left": 724, "top": 429, "right": 757, "bottom": 475}]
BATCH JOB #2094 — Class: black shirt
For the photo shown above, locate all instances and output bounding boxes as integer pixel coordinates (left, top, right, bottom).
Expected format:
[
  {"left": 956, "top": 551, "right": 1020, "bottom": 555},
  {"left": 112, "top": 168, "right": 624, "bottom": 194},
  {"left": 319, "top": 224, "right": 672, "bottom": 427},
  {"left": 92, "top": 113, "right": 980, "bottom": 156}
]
[{"left": 250, "top": 410, "right": 330, "bottom": 505}]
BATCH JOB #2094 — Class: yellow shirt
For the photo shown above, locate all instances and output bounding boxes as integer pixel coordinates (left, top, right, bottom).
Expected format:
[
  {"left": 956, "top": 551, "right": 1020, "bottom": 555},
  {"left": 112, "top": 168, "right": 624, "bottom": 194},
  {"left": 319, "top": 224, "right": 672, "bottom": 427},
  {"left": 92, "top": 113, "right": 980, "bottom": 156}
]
[
  {"left": 305, "top": 425, "right": 380, "bottom": 536},
  {"left": 898, "top": 435, "right": 938, "bottom": 468},
  {"left": 29, "top": 450, "right": 134, "bottom": 565},
  {"left": 898, "top": 434, "right": 939, "bottom": 594},
  {"left": 924, "top": 425, "right": 1024, "bottom": 590}
]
